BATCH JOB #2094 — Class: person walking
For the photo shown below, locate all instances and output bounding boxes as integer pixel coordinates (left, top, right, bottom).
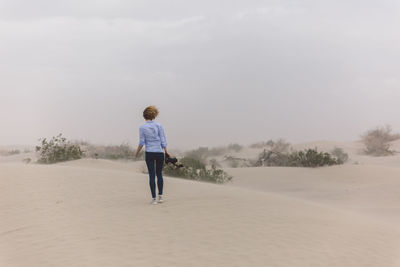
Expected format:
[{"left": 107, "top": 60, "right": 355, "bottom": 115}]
[{"left": 135, "top": 106, "right": 169, "bottom": 205}]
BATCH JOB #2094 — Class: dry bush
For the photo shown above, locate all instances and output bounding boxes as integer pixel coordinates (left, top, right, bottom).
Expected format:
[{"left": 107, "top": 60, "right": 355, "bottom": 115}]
[
  {"left": 36, "top": 134, "right": 83, "bottom": 164},
  {"left": 361, "top": 125, "right": 400, "bottom": 156},
  {"left": 267, "top": 139, "right": 291, "bottom": 154},
  {"left": 256, "top": 148, "right": 341, "bottom": 168},
  {"left": 253, "top": 139, "right": 292, "bottom": 166},
  {"left": 253, "top": 139, "right": 342, "bottom": 167},
  {"left": 331, "top": 147, "right": 349, "bottom": 163}
]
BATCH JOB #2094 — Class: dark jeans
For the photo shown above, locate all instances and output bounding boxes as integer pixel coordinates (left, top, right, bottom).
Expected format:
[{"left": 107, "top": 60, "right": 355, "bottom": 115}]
[{"left": 145, "top": 152, "right": 164, "bottom": 198}]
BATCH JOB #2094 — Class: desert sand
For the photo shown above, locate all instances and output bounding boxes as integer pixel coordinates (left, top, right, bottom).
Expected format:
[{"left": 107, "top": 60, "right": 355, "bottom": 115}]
[{"left": 1, "top": 141, "right": 400, "bottom": 266}]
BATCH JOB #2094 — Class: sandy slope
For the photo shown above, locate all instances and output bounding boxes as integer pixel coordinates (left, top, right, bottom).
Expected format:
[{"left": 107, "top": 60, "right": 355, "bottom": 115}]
[
  {"left": 228, "top": 165, "right": 400, "bottom": 224},
  {"left": 1, "top": 157, "right": 400, "bottom": 267}
]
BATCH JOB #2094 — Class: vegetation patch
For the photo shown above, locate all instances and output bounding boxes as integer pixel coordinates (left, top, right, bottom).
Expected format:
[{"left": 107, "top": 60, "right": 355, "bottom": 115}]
[
  {"left": 361, "top": 125, "right": 400, "bottom": 156},
  {"left": 330, "top": 147, "right": 349, "bottom": 164},
  {"left": 163, "top": 157, "right": 232, "bottom": 183},
  {"left": 36, "top": 134, "right": 83, "bottom": 164},
  {"left": 287, "top": 149, "right": 343, "bottom": 167},
  {"left": 254, "top": 140, "right": 343, "bottom": 167}
]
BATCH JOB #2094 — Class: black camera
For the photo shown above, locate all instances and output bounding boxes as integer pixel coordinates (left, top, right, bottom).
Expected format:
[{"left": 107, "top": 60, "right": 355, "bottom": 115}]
[
  {"left": 165, "top": 155, "right": 178, "bottom": 164},
  {"left": 165, "top": 154, "right": 183, "bottom": 168}
]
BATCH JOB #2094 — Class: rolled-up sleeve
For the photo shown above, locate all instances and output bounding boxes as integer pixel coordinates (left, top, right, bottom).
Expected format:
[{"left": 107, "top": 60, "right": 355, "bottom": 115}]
[
  {"left": 139, "top": 127, "right": 145, "bottom": 146},
  {"left": 159, "top": 125, "right": 167, "bottom": 148}
]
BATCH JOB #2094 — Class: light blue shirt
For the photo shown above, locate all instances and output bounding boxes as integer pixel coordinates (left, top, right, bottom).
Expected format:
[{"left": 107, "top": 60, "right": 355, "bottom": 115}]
[{"left": 139, "top": 121, "right": 167, "bottom": 153}]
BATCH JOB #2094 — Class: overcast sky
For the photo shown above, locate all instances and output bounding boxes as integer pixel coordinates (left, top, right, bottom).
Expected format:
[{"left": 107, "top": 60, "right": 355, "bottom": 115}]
[{"left": 0, "top": 0, "right": 399, "bottom": 149}]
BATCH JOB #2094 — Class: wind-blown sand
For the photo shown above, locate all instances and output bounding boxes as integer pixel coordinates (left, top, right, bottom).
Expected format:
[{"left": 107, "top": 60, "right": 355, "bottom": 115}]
[{"left": 1, "top": 141, "right": 400, "bottom": 266}]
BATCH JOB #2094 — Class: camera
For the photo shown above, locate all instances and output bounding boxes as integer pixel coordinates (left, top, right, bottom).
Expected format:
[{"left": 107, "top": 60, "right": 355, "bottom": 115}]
[
  {"left": 165, "top": 155, "right": 178, "bottom": 164},
  {"left": 165, "top": 154, "right": 183, "bottom": 168}
]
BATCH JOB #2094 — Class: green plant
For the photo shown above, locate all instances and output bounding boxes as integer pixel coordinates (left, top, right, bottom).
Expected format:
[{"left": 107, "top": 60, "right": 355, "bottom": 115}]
[
  {"left": 289, "top": 149, "right": 340, "bottom": 167},
  {"left": 36, "top": 134, "right": 83, "bottom": 164}
]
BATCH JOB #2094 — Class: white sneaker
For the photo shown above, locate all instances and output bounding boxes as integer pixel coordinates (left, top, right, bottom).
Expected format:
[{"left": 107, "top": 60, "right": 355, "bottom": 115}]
[
  {"left": 151, "top": 198, "right": 158, "bottom": 205},
  {"left": 158, "top": 195, "right": 164, "bottom": 203}
]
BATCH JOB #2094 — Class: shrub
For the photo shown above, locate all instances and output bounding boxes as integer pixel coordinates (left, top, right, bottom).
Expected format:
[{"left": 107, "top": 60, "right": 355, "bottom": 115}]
[
  {"left": 255, "top": 148, "right": 342, "bottom": 168},
  {"left": 361, "top": 125, "right": 400, "bottom": 156},
  {"left": 253, "top": 139, "right": 292, "bottom": 166},
  {"left": 255, "top": 149, "right": 291, "bottom": 167},
  {"left": 36, "top": 134, "right": 83, "bottom": 164},
  {"left": 163, "top": 157, "right": 232, "bottom": 183},
  {"left": 289, "top": 149, "right": 340, "bottom": 167},
  {"left": 331, "top": 147, "right": 349, "bottom": 164}
]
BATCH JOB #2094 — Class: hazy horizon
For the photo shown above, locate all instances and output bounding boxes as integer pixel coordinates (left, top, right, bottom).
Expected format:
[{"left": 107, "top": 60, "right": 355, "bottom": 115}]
[{"left": 1, "top": 0, "right": 399, "bottom": 149}]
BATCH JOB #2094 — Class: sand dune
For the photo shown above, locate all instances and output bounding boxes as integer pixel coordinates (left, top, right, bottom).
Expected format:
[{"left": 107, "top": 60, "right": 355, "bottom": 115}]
[
  {"left": 228, "top": 165, "right": 400, "bottom": 224},
  {"left": 1, "top": 155, "right": 400, "bottom": 266}
]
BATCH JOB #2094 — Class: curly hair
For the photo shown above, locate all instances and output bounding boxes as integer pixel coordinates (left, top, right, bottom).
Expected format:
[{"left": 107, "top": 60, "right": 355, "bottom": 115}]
[{"left": 143, "top": 106, "right": 159, "bottom": 120}]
